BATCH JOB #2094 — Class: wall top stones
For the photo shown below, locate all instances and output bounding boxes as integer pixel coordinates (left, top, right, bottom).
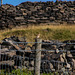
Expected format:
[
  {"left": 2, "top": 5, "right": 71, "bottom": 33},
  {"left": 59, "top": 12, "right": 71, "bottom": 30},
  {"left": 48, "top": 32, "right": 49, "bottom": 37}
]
[{"left": 0, "top": 1, "right": 75, "bottom": 29}]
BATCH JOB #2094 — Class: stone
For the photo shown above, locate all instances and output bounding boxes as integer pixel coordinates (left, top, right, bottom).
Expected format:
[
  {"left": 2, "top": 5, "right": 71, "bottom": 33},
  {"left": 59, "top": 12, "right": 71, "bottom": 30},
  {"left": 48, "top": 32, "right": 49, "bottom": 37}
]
[
  {"left": 60, "top": 54, "right": 65, "bottom": 62},
  {"left": 66, "top": 51, "right": 73, "bottom": 58},
  {"left": 0, "top": 1, "right": 75, "bottom": 29},
  {"left": 72, "top": 59, "right": 75, "bottom": 69},
  {"left": 66, "top": 63, "right": 70, "bottom": 69},
  {"left": 15, "top": 17, "right": 24, "bottom": 20}
]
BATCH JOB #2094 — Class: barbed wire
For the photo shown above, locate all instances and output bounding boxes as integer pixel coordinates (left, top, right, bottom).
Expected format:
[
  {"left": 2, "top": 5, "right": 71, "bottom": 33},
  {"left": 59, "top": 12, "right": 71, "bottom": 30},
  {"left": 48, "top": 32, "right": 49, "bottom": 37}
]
[
  {"left": 1, "top": 41, "right": 75, "bottom": 45},
  {"left": 0, "top": 41, "right": 75, "bottom": 74},
  {"left": 1, "top": 49, "right": 75, "bottom": 52}
]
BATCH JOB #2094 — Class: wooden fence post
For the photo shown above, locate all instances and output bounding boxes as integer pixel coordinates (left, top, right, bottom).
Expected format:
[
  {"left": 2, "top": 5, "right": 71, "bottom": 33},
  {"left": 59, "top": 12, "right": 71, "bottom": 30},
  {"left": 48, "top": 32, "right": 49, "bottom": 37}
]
[{"left": 34, "top": 38, "right": 42, "bottom": 75}]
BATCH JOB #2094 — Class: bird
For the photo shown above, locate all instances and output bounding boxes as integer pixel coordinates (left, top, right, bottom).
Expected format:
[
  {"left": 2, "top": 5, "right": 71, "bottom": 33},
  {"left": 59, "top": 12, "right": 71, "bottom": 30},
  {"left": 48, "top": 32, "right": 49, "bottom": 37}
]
[{"left": 36, "top": 33, "right": 40, "bottom": 39}]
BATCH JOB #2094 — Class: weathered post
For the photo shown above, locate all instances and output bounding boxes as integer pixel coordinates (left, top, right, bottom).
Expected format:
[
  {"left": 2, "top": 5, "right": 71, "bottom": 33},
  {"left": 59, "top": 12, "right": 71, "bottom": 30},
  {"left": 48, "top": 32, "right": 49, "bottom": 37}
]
[
  {"left": 34, "top": 38, "right": 42, "bottom": 75},
  {"left": 0, "top": 0, "right": 2, "bottom": 6},
  {"left": 1, "top": 0, "right": 2, "bottom": 6}
]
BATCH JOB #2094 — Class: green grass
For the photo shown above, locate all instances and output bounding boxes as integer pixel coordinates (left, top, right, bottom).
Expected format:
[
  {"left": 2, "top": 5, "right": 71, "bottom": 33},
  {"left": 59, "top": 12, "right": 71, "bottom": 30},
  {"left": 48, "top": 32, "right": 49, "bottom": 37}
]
[
  {"left": 0, "top": 69, "right": 34, "bottom": 75},
  {"left": 0, "top": 25, "right": 75, "bottom": 42},
  {"left": 0, "top": 69, "right": 57, "bottom": 75},
  {"left": 52, "top": 29, "right": 73, "bottom": 40},
  {"left": 2, "top": 28, "right": 75, "bottom": 42}
]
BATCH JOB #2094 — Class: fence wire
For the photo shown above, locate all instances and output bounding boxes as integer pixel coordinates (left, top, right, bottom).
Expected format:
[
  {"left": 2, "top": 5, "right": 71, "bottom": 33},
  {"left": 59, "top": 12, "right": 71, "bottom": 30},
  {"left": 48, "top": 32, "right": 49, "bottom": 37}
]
[{"left": 0, "top": 41, "right": 75, "bottom": 75}]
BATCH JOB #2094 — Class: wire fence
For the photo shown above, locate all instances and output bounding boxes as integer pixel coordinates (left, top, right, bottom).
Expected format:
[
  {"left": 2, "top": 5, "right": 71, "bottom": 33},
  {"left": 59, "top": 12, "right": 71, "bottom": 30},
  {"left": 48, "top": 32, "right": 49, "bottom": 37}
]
[{"left": 0, "top": 38, "right": 75, "bottom": 75}]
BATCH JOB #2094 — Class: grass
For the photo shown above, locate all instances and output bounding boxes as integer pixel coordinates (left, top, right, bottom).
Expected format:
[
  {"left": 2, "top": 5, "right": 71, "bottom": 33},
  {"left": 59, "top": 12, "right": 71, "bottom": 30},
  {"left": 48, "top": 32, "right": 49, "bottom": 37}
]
[
  {"left": 0, "top": 69, "right": 34, "bottom": 75},
  {"left": 0, "top": 69, "right": 58, "bottom": 75},
  {"left": 0, "top": 24, "right": 75, "bottom": 42}
]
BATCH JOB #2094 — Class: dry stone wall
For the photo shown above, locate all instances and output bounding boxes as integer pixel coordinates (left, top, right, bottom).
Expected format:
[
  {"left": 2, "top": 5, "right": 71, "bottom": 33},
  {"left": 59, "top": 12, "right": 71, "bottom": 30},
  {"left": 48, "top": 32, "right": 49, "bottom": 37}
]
[
  {"left": 0, "top": 1, "right": 75, "bottom": 29},
  {"left": 0, "top": 36, "right": 75, "bottom": 74}
]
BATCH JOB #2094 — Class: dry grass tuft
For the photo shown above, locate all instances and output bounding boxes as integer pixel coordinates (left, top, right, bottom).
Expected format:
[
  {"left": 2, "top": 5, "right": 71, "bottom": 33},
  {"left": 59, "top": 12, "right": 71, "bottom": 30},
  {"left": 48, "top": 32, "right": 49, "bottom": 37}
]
[{"left": 0, "top": 24, "right": 75, "bottom": 42}]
